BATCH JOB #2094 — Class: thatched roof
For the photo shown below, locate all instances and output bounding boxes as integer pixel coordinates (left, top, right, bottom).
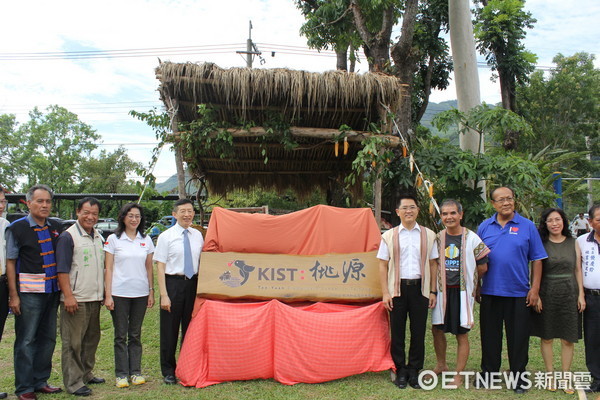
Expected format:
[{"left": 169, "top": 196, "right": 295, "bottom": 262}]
[{"left": 155, "top": 62, "right": 403, "bottom": 198}]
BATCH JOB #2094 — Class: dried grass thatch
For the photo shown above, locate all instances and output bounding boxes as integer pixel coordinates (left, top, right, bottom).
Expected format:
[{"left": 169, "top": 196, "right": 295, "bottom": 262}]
[
  {"left": 155, "top": 62, "right": 403, "bottom": 200},
  {"left": 156, "top": 62, "right": 403, "bottom": 130}
]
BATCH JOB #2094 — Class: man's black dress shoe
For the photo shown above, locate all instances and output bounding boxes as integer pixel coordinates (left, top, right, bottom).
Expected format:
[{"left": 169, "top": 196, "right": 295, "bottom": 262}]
[
  {"left": 35, "top": 385, "right": 62, "bottom": 394},
  {"left": 73, "top": 386, "right": 92, "bottom": 397},
  {"left": 163, "top": 375, "right": 177, "bottom": 384},
  {"left": 86, "top": 377, "right": 105, "bottom": 385},
  {"left": 513, "top": 386, "right": 527, "bottom": 394},
  {"left": 585, "top": 380, "right": 600, "bottom": 393},
  {"left": 394, "top": 375, "right": 407, "bottom": 389},
  {"left": 408, "top": 377, "right": 421, "bottom": 389}
]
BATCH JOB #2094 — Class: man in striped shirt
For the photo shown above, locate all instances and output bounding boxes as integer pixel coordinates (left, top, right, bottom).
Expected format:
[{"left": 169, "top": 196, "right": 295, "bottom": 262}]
[{"left": 6, "top": 185, "right": 63, "bottom": 400}]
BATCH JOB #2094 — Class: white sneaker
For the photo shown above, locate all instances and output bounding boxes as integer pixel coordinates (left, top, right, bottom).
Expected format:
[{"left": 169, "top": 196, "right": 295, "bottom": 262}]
[
  {"left": 116, "top": 377, "right": 129, "bottom": 388},
  {"left": 130, "top": 375, "right": 146, "bottom": 386}
]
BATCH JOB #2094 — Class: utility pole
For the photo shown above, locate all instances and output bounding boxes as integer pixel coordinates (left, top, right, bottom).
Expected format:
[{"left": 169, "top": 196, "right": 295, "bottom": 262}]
[
  {"left": 449, "top": 0, "right": 485, "bottom": 199},
  {"left": 449, "top": 0, "right": 482, "bottom": 154},
  {"left": 236, "top": 20, "right": 264, "bottom": 68}
]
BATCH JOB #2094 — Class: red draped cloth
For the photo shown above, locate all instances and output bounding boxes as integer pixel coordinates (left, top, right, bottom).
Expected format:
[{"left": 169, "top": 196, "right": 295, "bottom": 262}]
[
  {"left": 176, "top": 205, "right": 391, "bottom": 387},
  {"left": 203, "top": 205, "right": 381, "bottom": 254},
  {"left": 176, "top": 299, "right": 393, "bottom": 387}
]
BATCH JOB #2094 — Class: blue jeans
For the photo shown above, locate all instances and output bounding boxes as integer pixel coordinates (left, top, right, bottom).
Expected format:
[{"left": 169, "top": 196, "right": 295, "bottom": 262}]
[{"left": 14, "top": 292, "right": 60, "bottom": 395}]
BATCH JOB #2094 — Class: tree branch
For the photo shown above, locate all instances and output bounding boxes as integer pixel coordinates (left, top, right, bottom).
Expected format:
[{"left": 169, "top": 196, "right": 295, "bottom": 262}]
[
  {"left": 350, "top": 0, "right": 374, "bottom": 45},
  {"left": 416, "top": 53, "right": 436, "bottom": 122},
  {"left": 390, "top": 0, "right": 419, "bottom": 63}
]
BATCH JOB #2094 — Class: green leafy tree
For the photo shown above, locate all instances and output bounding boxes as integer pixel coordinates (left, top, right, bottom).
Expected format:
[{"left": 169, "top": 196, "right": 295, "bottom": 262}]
[
  {"left": 410, "top": 0, "right": 452, "bottom": 123},
  {"left": 296, "top": 0, "right": 454, "bottom": 217},
  {"left": 17, "top": 105, "right": 100, "bottom": 192},
  {"left": 433, "top": 102, "right": 533, "bottom": 150},
  {"left": 0, "top": 114, "right": 27, "bottom": 190},
  {"left": 78, "top": 147, "right": 142, "bottom": 193},
  {"left": 130, "top": 108, "right": 171, "bottom": 190},
  {"left": 296, "top": 0, "right": 452, "bottom": 131},
  {"left": 516, "top": 52, "right": 600, "bottom": 155},
  {"left": 296, "top": 0, "right": 362, "bottom": 71},
  {"left": 473, "top": 0, "right": 537, "bottom": 124}
]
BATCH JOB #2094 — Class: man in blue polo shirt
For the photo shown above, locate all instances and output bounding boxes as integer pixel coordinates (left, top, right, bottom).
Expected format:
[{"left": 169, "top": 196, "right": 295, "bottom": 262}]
[{"left": 477, "top": 187, "right": 547, "bottom": 394}]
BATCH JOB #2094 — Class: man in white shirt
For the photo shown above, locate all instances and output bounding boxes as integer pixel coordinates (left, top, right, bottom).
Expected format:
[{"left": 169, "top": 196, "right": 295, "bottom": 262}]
[
  {"left": 574, "top": 213, "right": 591, "bottom": 237},
  {"left": 0, "top": 187, "right": 10, "bottom": 399},
  {"left": 153, "top": 199, "right": 203, "bottom": 385},
  {"left": 378, "top": 194, "right": 436, "bottom": 390},
  {"left": 578, "top": 204, "right": 600, "bottom": 393}
]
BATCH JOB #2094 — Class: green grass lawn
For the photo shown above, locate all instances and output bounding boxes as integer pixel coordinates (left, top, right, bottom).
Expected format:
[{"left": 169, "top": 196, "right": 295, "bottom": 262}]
[{"left": 0, "top": 283, "right": 592, "bottom": 399}]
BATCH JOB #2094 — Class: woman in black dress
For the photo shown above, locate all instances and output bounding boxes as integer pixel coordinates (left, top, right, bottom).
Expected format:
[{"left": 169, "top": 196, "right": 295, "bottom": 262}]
[{"left": 533, "top": 208, "right": 585, "bottom": 394}]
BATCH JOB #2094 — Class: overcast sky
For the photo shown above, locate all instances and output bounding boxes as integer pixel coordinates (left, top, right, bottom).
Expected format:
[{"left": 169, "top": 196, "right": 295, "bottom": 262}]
[{"left": 0, "top": 0, "right": 598, "bottom": 185}]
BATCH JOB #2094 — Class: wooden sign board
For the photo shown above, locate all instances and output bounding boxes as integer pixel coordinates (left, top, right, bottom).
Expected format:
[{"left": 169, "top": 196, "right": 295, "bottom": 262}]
[{"left": 197, "top": 251, "right": 382, "bottom": 302}]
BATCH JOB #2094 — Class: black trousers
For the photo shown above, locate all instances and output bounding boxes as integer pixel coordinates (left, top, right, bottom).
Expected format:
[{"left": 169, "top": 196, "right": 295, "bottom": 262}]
[
  {"left": 0, "top": 276, "right": 8, "bottom": 342},
  {"left": 160, "top": 275, "right": 197, "bottom": 377},
  {"left": 584, "top": 292, "right": 600, "bottom": 380},
  {"left": 390, "top": 280, "right": 429, "bottom": 377},
  {"left": 480, "top": 294, "right": 530, "bottom": 374}
]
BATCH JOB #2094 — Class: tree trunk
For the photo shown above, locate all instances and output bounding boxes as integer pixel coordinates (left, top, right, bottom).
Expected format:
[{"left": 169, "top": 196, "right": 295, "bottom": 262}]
[
  {"left": 363, "top": 45, "right": 391, "bottom": 72},
  {"left": 350, "top": 0, "right": 394, "bottom": 72},
  {"left": 498, "top": 67, "right": 519, "bottom": 149},
  {"left": 168, "top": 97, "right": 187, "bottom": 199},
  {"left": 335, "top": 45, "right": 348, "bottom": 71},
  {"left": 415, "top": 53, "right": 436, "bottom": 123},
  {"left": 390, "top": 0, "right": 420, "bottom": 140}
]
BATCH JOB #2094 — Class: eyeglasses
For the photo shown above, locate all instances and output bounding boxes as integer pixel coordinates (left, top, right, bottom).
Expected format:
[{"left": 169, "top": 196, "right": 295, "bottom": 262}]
[
  {"left": 126, "top": 214, "right": 141, "bottom": 220},
  {"left": 492, "top": 197, "right": 514, "bottom": 204},
  {"left": 0, "top": 200, "right": 7, "bottom": 205},
  {"left": 546, "top": 218, "right": 562, "bottom": 224},
  {"left": 398, "top": 206, "right": 418, "bottom": 211}
]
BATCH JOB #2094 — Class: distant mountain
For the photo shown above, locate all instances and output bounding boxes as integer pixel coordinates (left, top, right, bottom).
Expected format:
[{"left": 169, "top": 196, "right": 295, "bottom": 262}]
[
  {"left": 155, "top": 101, "right": 460, "bottom": 192},
  {"left": 421, "top": 100, "right": 459, "bottom": 143},
  {"left": 155, "top": 171, "right": 197, "bottom": 193}
]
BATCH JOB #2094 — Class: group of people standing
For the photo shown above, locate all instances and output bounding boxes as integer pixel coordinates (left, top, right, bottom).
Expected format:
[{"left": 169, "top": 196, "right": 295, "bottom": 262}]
[
  {"left": 0, "top": 185, "right": 203, "bottom": 399},
  {"left": 378, "top": 186, "right": 600, "bottom": 394},
  {"left": 1, "top": 183, "right": 599, "bottom": 397}
]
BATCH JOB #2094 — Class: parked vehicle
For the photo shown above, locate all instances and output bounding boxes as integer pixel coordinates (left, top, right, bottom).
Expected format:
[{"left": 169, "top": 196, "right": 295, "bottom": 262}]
[
  {"left": 95, "top": 221, "right": 119, "bottom": 240},
  {"left": 6, "top": 212, "right": 28, "bottom": 223},
  {"left": 49, "top": 217, "right": 76, "bottom": 231},
  {"left": 158, "top": 216, "right": 175, "bottom": 227},
  {"left": 146, "top": 222, "right": 168, "bottom": 245}
]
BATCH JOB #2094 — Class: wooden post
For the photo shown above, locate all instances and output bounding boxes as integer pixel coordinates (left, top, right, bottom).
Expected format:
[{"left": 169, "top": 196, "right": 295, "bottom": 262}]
[
  {"left": 374, "top": 177, "right": 382, "bottom": 229},
  {"left": 167, "top": 97, "right": 187, "bottom": 199}
]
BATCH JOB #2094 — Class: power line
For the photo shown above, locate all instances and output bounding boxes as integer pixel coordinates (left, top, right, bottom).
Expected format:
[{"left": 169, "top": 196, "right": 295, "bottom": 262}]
[
  {"left": 0, "top": 44, "right": 246, "bottom": 61},
  {"left": 0, "top": 40, "right": 558, "bottom": 71},
  {"left": 0, "top": 43, "right": 245, "bottom": 56}
]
